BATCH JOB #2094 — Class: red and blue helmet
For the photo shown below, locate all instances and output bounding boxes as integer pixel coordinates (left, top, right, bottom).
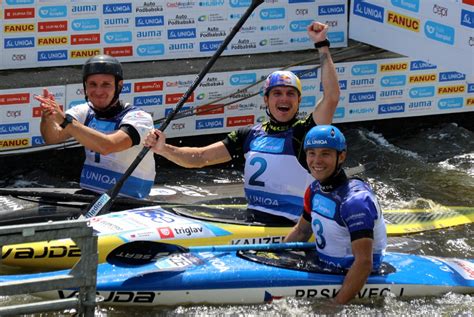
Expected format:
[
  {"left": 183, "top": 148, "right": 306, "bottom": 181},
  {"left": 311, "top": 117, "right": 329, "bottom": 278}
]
[{"left": 263, "top": 71, "right": 302, "bottom": 96}]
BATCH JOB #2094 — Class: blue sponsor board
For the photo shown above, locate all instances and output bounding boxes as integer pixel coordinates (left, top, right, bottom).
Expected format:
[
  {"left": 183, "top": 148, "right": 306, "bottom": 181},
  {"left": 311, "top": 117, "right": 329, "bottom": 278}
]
[
  {"left": 349, "top": 91, "right": 376, "bottom": 103},
  {"left": 468, "top": 83, "right": 474, "bottom": 93},
  {"left": 293, "top": 68, "right": 317, "bottom": 79},
  {"left": 0, "top": 123, "right": 29, "bottom": 135},
  {"left": 260, "top": 8, "right": 285, "bottom": 20},
  {"left": 424, "top": 20, "right": 454, "bottom": 45},
  {"left": 136, "top": 16, "right": 164, "bottom": 27},
  {"left": 409, "top": 86, "right": 435, "bottom": 98},
  {"left": 199, "top": 0, "right": 225, "bottom": 6},
  {"left": 168, "top": 28, "right": 196, "bottom": 40},
  {"left": 136, "top": 44, "right": 165, "bottom": 56},
  {"left": 122, "top": 83, "right": 131, "bottom": 94},
  {"left": 327, "top": 31, "right": 345, "bottom": 43},
  {"left": 391, "top": 0, "right": 419, "bottom": 12},
  {"left": 300, "top": 96, "right": 316, "bottom": 108},
  {"left": 196, "top": 118, "right": 224, "bottom": 130},
  {"left": 380, "top": 75, "right": 406, "bottom": 87},
  {"left": 32, "top": 136, "right": 45, "bottom": 146},
  {"left": 409, "top": 60, "right": 436, "bottom": 71},
  {"left": 439, "top": 71, "right": 466, "bottom": 82},
  {"left": 318, "top": 4, "right": 345, "bottom": 16},
  {"left": 104, "top": 31, "right": 132, "bottom": 44},
  {"left": 461, "top": 9, "right": 474, "bottom": 29},
  {"left": 334, "top": 107, "right": 345, "bottom": 119},
  {"left": 353, "top": 0, "right": 384, "bottom": 23},
  {"left": 134, "top": 95, "right": 163, "bottom": 107},
  {"left": 290, "top": 20, "right": 312, "bottom": 32},
  {"left": 38, "top": 5, "right": 67, "bottom": 18},
  {"left": 289, "top": 0, "right": 314, "bottom": 3},
  {"left": 250, "top": 137, "right": 285, "bottom": 153},
  {"left": 103, "top": 3, "right": 132, "bottom": 14},
  {"left": 351, "top": 63, "right": 377, "bottom": 76},
  {"left": 229, "top": 0, "right": 251, "bottom": 8},
  {"left": 200, "top": 40, "right": 223, "bottom": 52},
  {"left": 4, "top": 37, "right": 35, "bottom": 49},
  {"left": 438, "top": 97, "right": 463, "bottom": 110},
  {"left": 6, "top": 0, "right": 34, "bottom": 4},
  {"left": 230, "top": 73, "right": 257, "bottom": 85},
  {"left": 378, "top": 103, "right": 405, "bottom": 114},
  {"left": 72, "top": 18, "right": 100, "bottom": 31},
  {"left": 38, "top": 50, "right": 68, "bottom": 61}
]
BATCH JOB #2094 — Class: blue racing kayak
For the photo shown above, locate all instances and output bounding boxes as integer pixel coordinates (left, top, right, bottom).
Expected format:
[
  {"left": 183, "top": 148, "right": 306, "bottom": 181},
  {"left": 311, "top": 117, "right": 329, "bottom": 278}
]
[{"left": 2, "top": 242, "right": 473, "bottom": 306}]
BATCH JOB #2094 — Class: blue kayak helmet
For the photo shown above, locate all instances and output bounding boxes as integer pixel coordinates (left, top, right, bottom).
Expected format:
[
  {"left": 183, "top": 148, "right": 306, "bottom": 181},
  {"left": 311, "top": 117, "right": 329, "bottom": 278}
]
[
  {"left": 263, "top": 70, "right": 302, "bottom": 96},
  {"left": 304, "top": 125, "right": 346, "bottom": 152}
]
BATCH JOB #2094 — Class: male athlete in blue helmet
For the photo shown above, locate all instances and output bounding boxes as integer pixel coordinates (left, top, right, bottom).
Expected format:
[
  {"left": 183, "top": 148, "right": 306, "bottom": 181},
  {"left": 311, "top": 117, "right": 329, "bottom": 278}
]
[
  {"left": 284, "top": 125, "right": 387, "bottom": 304},
  {"left": 145, "top": 21, "right": 340, "bottom": 223}
]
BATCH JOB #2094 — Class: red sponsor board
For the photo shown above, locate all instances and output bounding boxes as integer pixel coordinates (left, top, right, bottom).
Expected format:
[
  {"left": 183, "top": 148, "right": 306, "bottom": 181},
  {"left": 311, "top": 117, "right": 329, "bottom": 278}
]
[
  {"left": 165, "top": 93, "right": 194, "bottom": 104},
  {"left": 462, "top": 0, "right": 474, "bottom": 5},
  {"left": 71, "top": 33, "right": 100, "bottom": 45},
  {"left": 227, "top": 115, "right": 254, "bottom": 127},
  {"left": 196, "top": 104, "right": 224, "bottom": 115},
  {"left": 157, "top": 227, "right": 175, "bottom": 239},
  {"left": 32, "top": 105, "right": 63, "bottom": 118},
  {"left": 5, "top": 8, "right": 35, "bottom": 19},
  {"left": 104, "top": 46, "right": 133, "bottom": 57},
  {"left": 134, "top": 81, "right": 164, "bottom": 92},
  {"left": 38, "top": 21, "right": 68, "bottom": 32},
  {"left": 0, "top": 93, "right": 30, "bottom": 105}
]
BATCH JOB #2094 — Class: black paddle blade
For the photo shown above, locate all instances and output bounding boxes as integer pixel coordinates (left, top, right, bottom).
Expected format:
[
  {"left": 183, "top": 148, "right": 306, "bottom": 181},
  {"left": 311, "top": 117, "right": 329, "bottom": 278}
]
[{"left": 106, "top": 241, "right": 189, "bottom": 266}]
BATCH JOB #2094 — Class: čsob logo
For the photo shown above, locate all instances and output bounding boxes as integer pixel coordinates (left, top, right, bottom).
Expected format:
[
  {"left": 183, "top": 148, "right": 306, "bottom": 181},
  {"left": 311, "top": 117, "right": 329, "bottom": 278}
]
[
  {"left": 409, "top": 86, "right": 435, "bottom": 98},
  {"left": 104, "top": 31, "right": 132, "bottom": 44},
  {"left": 391, "top": 0, "right": 419, "bottom": 13},
  {"left": 410, "top": 60, "right": 436, "bottom": 71},
  {"left": 327, "top": 31, "right": 345, "bottom": 43},
  {"left": 424, "top": 20, "right": 454, "bottom": 45},
  {"left": 39, "top": 6, "right": 67, "bottom": 18},
  {"left": 103, "top": 3, "right": 132, "bottom": 14},
  {"left": 300, "top": 96, "right": 316, "bottom": 108},
  {"left": 136, "top": 16, "right": 164, "bottom": 27},
  {"left": 353, "top": 0, "right": 384, "bottom": 23},
  {"left": 334, "top": 107, "right": 345, "bottom": 119},
  {"left": 351, "top": 63, "right": 377, "bottom": 76},
  {"left": 230, "top": 73, "right": 256, "bottom": 85},
  {"left": 196, "top": 118, "right": 224, "bottom": 130},
  {"left": 229, "top": 0, "right": 251, "bottom": 8},
  {"left": 318, "top": 4, "right": 345, "bottom": 16},
  {"left": 380, "top": 75, "right": 406, "bottom": 87},
  {"left": 438, "top": 97, "right": 463, "bottom": 109},
  {"left": 72, "top": 19, "right": 100, "bottom": 31},
  {"left": 260, "top": 8, "right": 285, "bottom": 20},
  {"left": 136, "top": 44, "right": 165, "bottom": 56},
  {"left": 133, "top": 95, "right": 163, "bottom": 107},
  {"left": 38, "top": 50, "right": 67, "bottom": 61},
  {"left": 290, "top": 20, "right": 312, "bottom": 32},
  {"left": 200, "top": 40, "right": 223, "bottom": 52}
]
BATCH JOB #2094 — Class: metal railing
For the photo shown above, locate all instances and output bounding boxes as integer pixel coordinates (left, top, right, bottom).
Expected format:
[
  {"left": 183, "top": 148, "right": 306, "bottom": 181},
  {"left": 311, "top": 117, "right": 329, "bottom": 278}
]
[{"left": 0, "top": 219, "right": 98, "bottom": 316}]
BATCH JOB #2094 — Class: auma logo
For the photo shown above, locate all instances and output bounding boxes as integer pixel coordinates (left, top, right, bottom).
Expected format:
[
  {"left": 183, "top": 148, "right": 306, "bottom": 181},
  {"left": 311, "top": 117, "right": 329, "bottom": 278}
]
[
  {"left": 39, "top": 6, "right": 67, "bottom": 18},
  {"left": 424, "top": 20, "right": 454, "bottom": 45},
  {"left": 72, "top": 19, "right": 99, "bottom": 31},
  {"left": 230, "top": 73, "right": 256, "bottom": 85}
]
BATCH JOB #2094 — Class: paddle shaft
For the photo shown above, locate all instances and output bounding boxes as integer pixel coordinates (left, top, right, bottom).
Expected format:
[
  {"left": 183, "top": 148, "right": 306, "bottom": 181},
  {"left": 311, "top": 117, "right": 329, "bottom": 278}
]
[{"left": 84, "top": 0, "right": 265, "bottom": 218}]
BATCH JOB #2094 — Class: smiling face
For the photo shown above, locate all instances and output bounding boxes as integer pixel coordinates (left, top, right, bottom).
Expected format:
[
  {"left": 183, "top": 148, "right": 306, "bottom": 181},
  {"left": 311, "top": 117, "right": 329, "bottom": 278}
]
[
  {"left": 264, "top": 86, "right": 301, "bottom": 123},
  {"left": 84, "top": 74, "right": 122, "bottom": 110},
  {"left": 306, "top": 148, "right": 346, "bottom": 182}
]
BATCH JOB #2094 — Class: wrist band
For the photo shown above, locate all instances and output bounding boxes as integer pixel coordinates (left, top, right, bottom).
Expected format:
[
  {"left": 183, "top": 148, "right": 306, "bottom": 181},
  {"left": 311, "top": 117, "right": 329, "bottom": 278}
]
[{"left": 314, "top": 39, "right": 330, "bottom": 49}]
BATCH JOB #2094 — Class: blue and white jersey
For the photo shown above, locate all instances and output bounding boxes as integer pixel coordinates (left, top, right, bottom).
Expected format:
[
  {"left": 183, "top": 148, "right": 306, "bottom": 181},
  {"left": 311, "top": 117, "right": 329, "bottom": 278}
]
[
  {"left": 67, "top": 102, "right": 155, "bottom": 198},
  {"left": 304, "top": 178, "right": 387, "bottom": 270},
  {"left": 243, "top": 123, "right": 314, "bottom": 222}
]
